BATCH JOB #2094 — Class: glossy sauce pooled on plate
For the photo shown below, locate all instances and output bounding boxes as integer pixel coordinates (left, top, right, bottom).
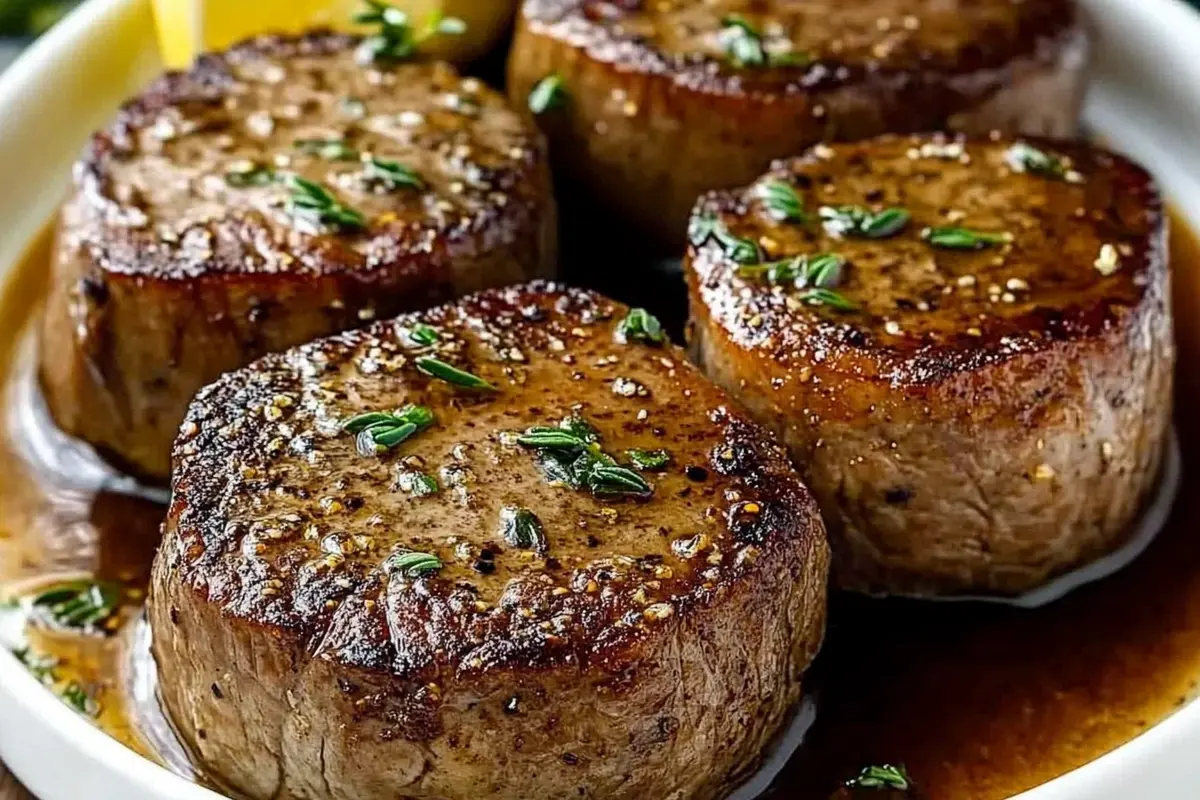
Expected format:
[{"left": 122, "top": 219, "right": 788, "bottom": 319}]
[{"left": 0, "top": 214, "right": 1197, "bottom": 798}]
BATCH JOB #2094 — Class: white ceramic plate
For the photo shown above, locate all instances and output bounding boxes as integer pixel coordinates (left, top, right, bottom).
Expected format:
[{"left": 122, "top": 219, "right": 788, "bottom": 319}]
[{"left": 1, "top": 0, "right": 1200, "bottom": 797}]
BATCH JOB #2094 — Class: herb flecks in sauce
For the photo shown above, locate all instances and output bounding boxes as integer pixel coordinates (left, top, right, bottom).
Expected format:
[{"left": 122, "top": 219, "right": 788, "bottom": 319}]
[
  {"left": 499, "top": 506, "right": 548, "bottom": 553},
  {"left": 355, "top": 1, "right": 466, "bottom": 64},
  {"left": 616, "top": 308, "right": 666, "bottom": 345},
  {"left": 922, "top": 226, "right": 1010, "bottom": 250},
  {"left": 415, "top": 356, "right": 496, "bottom": 391},
  {"left": 343, "top": 405, "right": 434, "bottom": 457},
  {"left": 529, "top": 74, "right": 566, "bottom": 115},
  {"left": 820, "top": 205, "right": 911, "bottom": 239},
  {"left": 517, "top": 416, "right": 653, "bottom": 499}
]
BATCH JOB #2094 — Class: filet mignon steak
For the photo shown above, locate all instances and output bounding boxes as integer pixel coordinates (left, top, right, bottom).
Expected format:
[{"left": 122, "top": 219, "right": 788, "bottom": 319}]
[
  {"left": 148, "top": 282, "right": 829, "bottom": 799},
  {"left": 40, "top": 32, "right": 556, "bottom": 482},
  {"left": 507, "top": 0, "right": 1089, "bottom": 252},
  {"left": 686, "top": 134, "right": 1173, "bottom": 597}
]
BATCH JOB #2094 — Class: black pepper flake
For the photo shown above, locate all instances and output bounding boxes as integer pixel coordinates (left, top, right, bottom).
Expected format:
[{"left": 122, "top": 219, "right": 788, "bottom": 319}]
[
  {"left": 885, "top": 487, "right": 914, "bottom": 505},
  {"left": 586, "top": 534, "right": 600, "bottom": 548},
  {"left": 562, "top": 753, "right": 580, "bottom": 766},
  {"left": 211, "top": 683, "right": 223, "bottom": 700},
  {"left": 472, "top": 558, "right": 496, "bottom": 575},
  {"left": 685, "top": 465, "right": 709, "bottom": 482}
]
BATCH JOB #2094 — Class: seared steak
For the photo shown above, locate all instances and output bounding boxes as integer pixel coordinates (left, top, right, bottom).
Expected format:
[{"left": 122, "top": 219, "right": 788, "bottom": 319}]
[
  {"left": 40, "top": 32, "right": 556, "bottom": 482},
  {"left": 686, "top": 134, "right": 1173, "bottom": 597},
  {"left": 148, "top": 282, "right": 829, "bottom": 800},
  {"left": 507, "top": 0, "right": 1089, "bottom": 252}
]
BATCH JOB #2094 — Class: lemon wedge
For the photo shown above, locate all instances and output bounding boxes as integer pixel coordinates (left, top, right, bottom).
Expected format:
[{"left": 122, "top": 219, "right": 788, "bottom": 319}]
[{"left": 150, "top": 0, "right": 516, "bottom": 68}]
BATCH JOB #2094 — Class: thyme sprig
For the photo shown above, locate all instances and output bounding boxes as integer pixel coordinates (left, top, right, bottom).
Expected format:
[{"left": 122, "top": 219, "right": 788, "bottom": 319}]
[
  {"left": 626, "top": 449, "right": 671, "bottom": 471},
  {"left": 819, "top": 205, "right": 910, "bottom": 239},
  {"left": 1005, "top": 142, "right": 1083, "bottom": 183},
  {"left": 616, "top": 308, "right": 665, "bottom": 345},
  {"left": 29, "top": 580, "right": 121, "bottom": 632},
  {"left": 386, "top": 550, "right": 443, "bottom": 578},
  {"left": 517, "top": 416, "right": 653, "bottom": 499},
  {"left": 343, "top": 405, "right": 434, "bottom": 457},
  {"left": 845, "top": 764, "right": 911, "bottom": 791},
  {"left": 529, "top": 74, "right": 566, "bottom": 115},
  {"left": 738, "top": 253, "right": 857, "bottom": 311},
  {"left": 757, "top": 180, "right": 807, "bottom": 223},
  {"left": 365, "top": 157, "right": 425, "bottom": 191},
  {"left": 286, "top": 176, "right": 366, "bottom": 232},
  {"left": 415, "top": 356, "right": 495, "bottom": 391},
  {"left": 689, "top": 212, "right": 762, "bottom": 264},
  {"left": 922, "top": 226, "right": 1009, "bottom": 250},
  {"left": 406, "top": 323, "right": 440, "bottom": 347},
  {"left": 355, "top": 1, "right": 466, "bottom": 64}
]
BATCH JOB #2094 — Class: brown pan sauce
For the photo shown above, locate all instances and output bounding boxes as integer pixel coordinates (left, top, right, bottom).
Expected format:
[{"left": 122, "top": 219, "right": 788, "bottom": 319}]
[{"left": 2, "top": 215, "right": 1200, "bottom": 799}]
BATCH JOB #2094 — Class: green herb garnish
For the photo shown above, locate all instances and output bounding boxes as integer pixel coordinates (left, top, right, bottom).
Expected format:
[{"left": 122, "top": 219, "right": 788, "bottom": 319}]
[
  {"left": 800, "top": 287, "right": 858, "bottom": 311},
  {"left": 819, "top": 205, "right": 910, "bottom": 239},
  {"left": 719, "top": 15, "right": 808, "bottom": 68},
  {"left": 225, "top": 163, "right": 276, "bottom": 188},
  {"left": 407, "top": 323, "right": 440, "bottom": 347},
  {"left": 355, "top": 1, "right": 466, "bottom": 64},
  {"left": 616, "top": 308, "right": 665, "bottom": 345},
  {"left": 411, "top": 472, "right": 439, "bottom": 496},
  {"left": 30, "top": 580, "right": 121, "bottom": 632},
  {"left": 922, "top": 226, "right": 1009, "bottom": 250},
  {"left": 415, "top": 356, "right": 495, "bottom": 391},
  {"left": 61, "top": 681, "right": 99, "bottom": 717},
  {"left": 12, "top": 647, "right": 58, "bottom": 684},
  {"left": 343, "top": 405, "right": 434, "bottom": 457},
  {"left": 1005, "top": 142, "right": 1081, "bottom": 183},
  {"left": 626, "top": 449, "right": 671, "bottom": 471},
  {"left": 689, "top": 212, "right": 762, "bottom": 264},
  {"left": 757, "top": 180, "right": 807, "bottom": 223},
  {"left": 845, "top": 764, "right": 911, "bottom": 791},
  {"left": 738, "top": 252, "right": 844, "bottom": 287},
  {"left": 517, "top": 416, "right": 653, "bottom": 499},
  {"left": 295, "top": 138, "right": 359, "bottom": 161},
  {"left": 286, "top": 176, "right": 366, "bottom": 232},
  {"left": 386, "top": 550, "right": 443, "bottom": 578},
  {"left": 365, "top": 157, "right": 425, "bottom": 191},
  {"left": 528, "top": 74, "right": 566, "bottom": 115},
  {"left": 499, "top": 506, "right": 547, "bottom": 552}
]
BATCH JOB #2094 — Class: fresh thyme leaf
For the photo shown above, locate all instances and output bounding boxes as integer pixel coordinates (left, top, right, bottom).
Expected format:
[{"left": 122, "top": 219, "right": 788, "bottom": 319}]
[
  {"left": 386, "top": 550, "right": 443, "bottom": 578},
  {"left": 922, "top": 226, "right": 1009, "bottom": 250},
  {"left": 286, "top": 175, "right": 366, "bottom": 232},
  {"left": 757, "top": 180, "right": 807, "bottom": 223},
  {"left": 719, "top": 15, "right": 808, "bottom": 68},
  {"left": 415, "top": 356, "right": 495, "bottom": 391},
  {"left": 616, "top": 308, "right": 666, "bottom": 345},
  {"left": 529, "top": 74, "right": 566, "bottom": 115},
  {"left": 845, "top": 764, "right": 911, "bottom": 791},
  {"left": 365, "top": 157, "right": 425, "bottom": 191},
  {"left": 411, "top": 472, "right": 439, "bottom": 497},
  {"left": 225, "top": 163, "right": 276, "bottom": 188},
  {"left": 738, "top": 252, "right": 845, "bottom": 288},
  {"left": 61, "top": 681, "right": 99, "bottom": 717},
  {"left": 295, "top": 138, "right": 359, "bottom": 161},
  {"left": 30, "top": 580, "right": 121, "bottom": 632},
  {"left": 12, "top": 647, "right": 58, "bottom": 684},
  {"left": 355, "top": 1, "right": 466, "bottom": 64},
  {"left": 499, "top": 506, "right": 547, "bottom": 552},
  {"left": 407, "top": 323, "right": 440, "bottom": 347},
  {"left": 1005, "top": 141, "right": 1082, "bottom": 183},
  {"left": 819, "top": 205, "right": 910, "bottom": 239},
  {"left": 690, "top": 212, "right": 762, "bottom": 264},
  {"left": 517, "top": 416, "right": 653, "bottom": 499},
  {"left": 626, "top": 449, "right": 671, "bottom": 471},
  {"left": 344, "top": 405, "right": 434, "bottom": 457}
]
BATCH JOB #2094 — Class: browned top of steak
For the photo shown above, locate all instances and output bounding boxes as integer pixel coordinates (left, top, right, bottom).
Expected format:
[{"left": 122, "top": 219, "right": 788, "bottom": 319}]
[
  {"left": 73, "top": 32, "right": 545, "bottom": 280},
  {"left": 160, "top": 282, "right": 824, "bottom": 689},
  {"left": 521, "top": 0, "right": 1080, "bottom": 91},
  {"left": 687, "top": 134, "right": 1164, "bottom": 388}
]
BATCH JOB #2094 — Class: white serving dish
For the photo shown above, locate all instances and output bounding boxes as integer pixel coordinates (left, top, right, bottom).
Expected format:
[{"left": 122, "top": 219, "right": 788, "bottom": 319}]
[{"left": 1, "top": 0, "right": 1200, "bottom": 797}]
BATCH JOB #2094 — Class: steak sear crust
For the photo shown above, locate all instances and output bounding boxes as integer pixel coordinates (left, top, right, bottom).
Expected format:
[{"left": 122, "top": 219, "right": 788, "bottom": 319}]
[
  {"left": 507, "top": 0, "right": 1089, "bottom": 252},
  {"left": 686, "top": 134, "right": 1173, "bottom": 597},
  {"left": 40, "top": 32, "right": 557, "bottom": 482},
  {"left": 148, "top": 281, "right": 829, "bottom": 800}
]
